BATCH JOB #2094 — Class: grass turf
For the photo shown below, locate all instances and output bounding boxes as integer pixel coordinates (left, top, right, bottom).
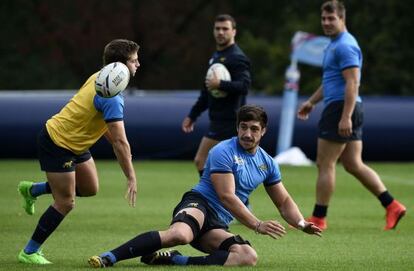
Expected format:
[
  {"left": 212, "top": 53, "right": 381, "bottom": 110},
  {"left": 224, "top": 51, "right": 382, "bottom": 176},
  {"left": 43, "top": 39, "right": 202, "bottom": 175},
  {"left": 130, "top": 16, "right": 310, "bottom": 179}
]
[{"left": 0, "top": 160, "right": 413, "bottom": 270}]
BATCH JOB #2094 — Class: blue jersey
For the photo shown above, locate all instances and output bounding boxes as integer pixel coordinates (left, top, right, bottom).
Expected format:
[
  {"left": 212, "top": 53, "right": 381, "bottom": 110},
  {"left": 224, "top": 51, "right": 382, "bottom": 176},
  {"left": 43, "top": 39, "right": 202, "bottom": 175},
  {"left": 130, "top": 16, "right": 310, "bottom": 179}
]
[
  {"left": 322, "top": 31, "right": 362, "bottom": 105},
  {"left": 192, "top": 137, "right": 282, "bottom": 225}
]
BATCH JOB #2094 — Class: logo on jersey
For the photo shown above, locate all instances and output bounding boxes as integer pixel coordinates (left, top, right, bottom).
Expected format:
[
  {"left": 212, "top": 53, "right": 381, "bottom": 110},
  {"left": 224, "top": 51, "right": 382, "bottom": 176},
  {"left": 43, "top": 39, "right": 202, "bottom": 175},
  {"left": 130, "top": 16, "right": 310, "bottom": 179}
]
[
  {"left": 234, "top": 155, "right": 244, "bottom": 165},
  {"left": 259, "top": 164, "right": 268, "bottom": 171},
  {"left": 62, "top": 160, "right": 73, "bottom": 169},
  {"left": 219, "top": 57, "right": 226, "bottom": 63}
]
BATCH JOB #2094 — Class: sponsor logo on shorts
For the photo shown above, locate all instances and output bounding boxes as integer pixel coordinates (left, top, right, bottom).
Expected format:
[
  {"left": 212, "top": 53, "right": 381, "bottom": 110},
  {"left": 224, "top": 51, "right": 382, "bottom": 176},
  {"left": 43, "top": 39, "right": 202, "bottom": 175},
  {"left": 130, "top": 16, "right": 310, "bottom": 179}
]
[
  {"left": 187, "top": 202, "right": 199, "bottom": 208},
  {"left": 62, "top": 160, "right": 73, "bottom": 169}
]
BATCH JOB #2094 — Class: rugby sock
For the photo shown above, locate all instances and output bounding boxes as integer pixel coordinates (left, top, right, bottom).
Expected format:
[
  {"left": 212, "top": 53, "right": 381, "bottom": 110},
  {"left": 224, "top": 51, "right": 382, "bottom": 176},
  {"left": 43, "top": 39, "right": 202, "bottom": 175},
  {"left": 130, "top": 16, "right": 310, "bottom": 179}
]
[
  {"left": 25, "top": 206, "right": 64, "bottom": 253},
  {"left": 312, "top": 204, "right": 328, "bottom": 218},
  {"left": 110, "top": 231, "right": 161, "bottom": 262},
  {"left": 179, "top": 251, "right": 229, "bottom": 265},
  {"left": 100, "top": 251, "right": 117, "bottom": 264},
  {"left": 198, "top": 170, "right": 204, "bottom": 177},
  {"left": 30, "top": 182, "right": 51, "bottom": 197},
  {"left": 23, "top": 239, "right": 42, "bottom": 254},
  {"left": 378, "top": 191, "right": 394, "bottom": 208}
]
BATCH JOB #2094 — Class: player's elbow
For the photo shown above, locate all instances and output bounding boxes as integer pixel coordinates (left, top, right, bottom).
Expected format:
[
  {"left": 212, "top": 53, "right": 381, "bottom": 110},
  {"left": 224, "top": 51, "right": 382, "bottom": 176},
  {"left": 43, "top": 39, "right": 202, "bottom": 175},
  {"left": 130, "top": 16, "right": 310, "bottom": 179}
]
[{"left": 218, "top": 193, "right": 236, "bottom": 207}]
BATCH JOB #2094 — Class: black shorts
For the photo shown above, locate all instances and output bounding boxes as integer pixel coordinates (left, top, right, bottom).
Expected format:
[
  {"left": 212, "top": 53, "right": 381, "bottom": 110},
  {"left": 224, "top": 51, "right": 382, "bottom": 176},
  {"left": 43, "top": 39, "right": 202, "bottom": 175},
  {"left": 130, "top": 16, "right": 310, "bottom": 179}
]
[
  {"left": 172, "top": 191, "right": 228, "bottom": 253},
  {"left": 37, "top": 126, "right": 91, "bottom": 172},
  {"left": 318, "top": 101, "right": 363, "bottom": 142},
  {"left": 206, "top": 120, "right": 237, "bottom": 141}
]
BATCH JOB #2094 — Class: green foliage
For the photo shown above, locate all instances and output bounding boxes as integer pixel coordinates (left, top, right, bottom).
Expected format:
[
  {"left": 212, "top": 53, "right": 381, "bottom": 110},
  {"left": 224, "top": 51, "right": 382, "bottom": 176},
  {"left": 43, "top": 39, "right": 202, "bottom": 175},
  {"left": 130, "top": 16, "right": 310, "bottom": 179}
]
[
  {"left": 1, "top": 160, "right": 413, "bottom": 270},
  {"left": 0, "top": 0, "right": 413, "bottom": 95}
]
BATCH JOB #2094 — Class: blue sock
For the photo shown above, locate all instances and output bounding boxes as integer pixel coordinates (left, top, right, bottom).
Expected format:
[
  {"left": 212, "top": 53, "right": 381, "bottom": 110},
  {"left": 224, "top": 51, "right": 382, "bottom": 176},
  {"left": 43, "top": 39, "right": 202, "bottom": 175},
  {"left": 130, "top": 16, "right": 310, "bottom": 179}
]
[
  {"left": 30, "top": 182, "right": 51, "bottom": 197},
  {"left": 24, "top": 239, "right": 41, "bottom": 254},
  {"left": 101, "top": 251, "right": 117, "bottom": 264},
  {"left": 172, "top": 255, "right": 189, "bottom": 265}
]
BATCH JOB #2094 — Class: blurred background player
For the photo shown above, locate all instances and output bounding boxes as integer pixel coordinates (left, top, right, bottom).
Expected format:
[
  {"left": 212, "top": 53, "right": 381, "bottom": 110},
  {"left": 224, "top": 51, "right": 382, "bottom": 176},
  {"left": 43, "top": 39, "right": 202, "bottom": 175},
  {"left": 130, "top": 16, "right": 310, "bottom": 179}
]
[
  {"left": 297, "top": 1, "right": 406, "bottom": 231},
  {"left": 181, "top": 14, "right": 251, "bottom": 177},
  {"left": 89, "top": 105, "right": 321, "bottom": 268},
  {"left": 17, "top": 39, "right": 139, "bottom": 264}
]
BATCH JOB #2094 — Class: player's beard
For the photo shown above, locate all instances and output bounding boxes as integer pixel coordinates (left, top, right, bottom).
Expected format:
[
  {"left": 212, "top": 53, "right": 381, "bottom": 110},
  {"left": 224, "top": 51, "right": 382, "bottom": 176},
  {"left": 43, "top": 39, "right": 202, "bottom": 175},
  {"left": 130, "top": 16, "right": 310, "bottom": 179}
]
[{"left": 216, "top": 36, "right": 232, "bottom": 49}]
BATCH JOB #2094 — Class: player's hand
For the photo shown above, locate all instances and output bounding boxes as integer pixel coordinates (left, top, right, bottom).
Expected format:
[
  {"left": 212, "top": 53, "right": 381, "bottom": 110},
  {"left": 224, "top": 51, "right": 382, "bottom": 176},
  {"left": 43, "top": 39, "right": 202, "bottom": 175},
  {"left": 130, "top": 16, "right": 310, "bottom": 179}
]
[
  {"left": 125, "top": 177, "right": 137, "bottom": 207},
  {"left": 205, "top": 70, "right": 220, "bottom": 91},
  {"left": 297, "top": 100, "right": 315, "bottom": 120},
  {"left": 338, "top": 117, "right": 352, "bottom": 138},
  {"left": 257, "top": 220, "right": 286, "bottom": 239},
  {"left": 302, "top": 221, "right": 323, "bottom": 237},
  {"left": 182, "top": 117, "right": 194, "bottom": 133}
]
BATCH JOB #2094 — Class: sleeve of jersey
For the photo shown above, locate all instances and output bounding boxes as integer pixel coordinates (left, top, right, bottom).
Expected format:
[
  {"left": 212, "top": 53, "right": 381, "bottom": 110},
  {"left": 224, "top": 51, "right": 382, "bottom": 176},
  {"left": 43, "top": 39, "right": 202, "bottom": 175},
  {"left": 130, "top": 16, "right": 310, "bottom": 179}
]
[
  {"left": 209, "top": 144, "right": 233, "bottom": 174},
  {"left": 188, "top": 88, "right": 208, "bottom": 121},
  {"left": 219, "top": 54, "right": 251, "bottom": 95},
  {"left": 337, "top": 44, "right": 361, "bottom": 71},
  {"left": 263, "top": 159, "right": 282, "bottom": 186},
  {"left": 94, "top": 95, "right": 124, "bottom": 123}
]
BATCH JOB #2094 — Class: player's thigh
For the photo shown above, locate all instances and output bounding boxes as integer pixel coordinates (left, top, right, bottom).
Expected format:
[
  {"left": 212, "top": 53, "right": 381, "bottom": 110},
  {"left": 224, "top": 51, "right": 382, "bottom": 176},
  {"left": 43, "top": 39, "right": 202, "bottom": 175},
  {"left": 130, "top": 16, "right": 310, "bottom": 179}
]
[
  {"left": 195, "top": 137, "right": 219, "bottom": 161},
  {"left": 75, "top": 157, "right": 99, "bottom": 195},
  {"left": 340, "top": 140, "right": 363, "bottom": 168},
  {"left": 46, "top": 171, "right": 76, "bottom": 204},
  {"left": 317, "top": 138, "right": 346, "bottom": 166}
]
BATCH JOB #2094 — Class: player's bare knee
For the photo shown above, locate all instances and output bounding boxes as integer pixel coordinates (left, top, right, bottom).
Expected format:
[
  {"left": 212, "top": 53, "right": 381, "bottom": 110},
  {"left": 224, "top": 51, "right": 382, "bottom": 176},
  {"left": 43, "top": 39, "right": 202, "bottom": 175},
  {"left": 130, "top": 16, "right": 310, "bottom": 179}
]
[
  {"left": 342, "top": 161, "right": 362, "bottom": 175},
  {"left": 55, "top": 199, "right": 75, "bottom": 214},
  {"left": 230, "top": 245, "right": 257, "bottom": 266},
  {"left": 168, "top": 228, "right": 193, "bottom": 245}
]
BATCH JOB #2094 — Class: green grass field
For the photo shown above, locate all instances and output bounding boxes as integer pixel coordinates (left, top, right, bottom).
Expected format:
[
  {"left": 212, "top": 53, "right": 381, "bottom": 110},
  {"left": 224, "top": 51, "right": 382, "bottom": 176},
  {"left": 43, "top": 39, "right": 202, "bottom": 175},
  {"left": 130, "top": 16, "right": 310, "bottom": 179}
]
[{"left": 1, "top": 160, "right": 413, "bottom": 270}]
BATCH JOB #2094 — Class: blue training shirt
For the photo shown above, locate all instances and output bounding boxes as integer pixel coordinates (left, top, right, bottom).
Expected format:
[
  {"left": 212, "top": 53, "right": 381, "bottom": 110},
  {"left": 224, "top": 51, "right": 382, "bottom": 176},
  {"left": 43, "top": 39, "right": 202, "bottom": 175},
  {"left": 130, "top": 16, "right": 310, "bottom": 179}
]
[
  {"left": 93, "top": 93, "right": 124, "bottom": 122},
  {"left": 322, "top": 31, "right": 362, "bottom": 105},
  {"left": 192, "top": 137, "right": 281, "bottom": 225}
]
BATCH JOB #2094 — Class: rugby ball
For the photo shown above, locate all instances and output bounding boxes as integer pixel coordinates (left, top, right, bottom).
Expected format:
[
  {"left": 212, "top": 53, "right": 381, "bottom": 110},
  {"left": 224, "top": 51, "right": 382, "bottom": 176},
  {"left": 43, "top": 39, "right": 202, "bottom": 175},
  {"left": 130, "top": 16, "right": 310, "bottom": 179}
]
[
  {"left": 206, "top": 63, "right": 231, "bottom": 98},
  {"left": 95, "top": 62, "right": 130, "bottom": 98}
]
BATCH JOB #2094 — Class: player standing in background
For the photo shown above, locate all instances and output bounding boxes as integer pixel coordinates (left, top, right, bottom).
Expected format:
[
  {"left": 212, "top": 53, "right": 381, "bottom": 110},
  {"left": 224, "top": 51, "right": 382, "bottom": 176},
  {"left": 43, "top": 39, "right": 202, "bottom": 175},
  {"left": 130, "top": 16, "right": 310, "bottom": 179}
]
[
  {"left": 297, "top": 0, "right": 406, "bottom": 231},
  {"left": 89, "top": 105, "right": 321, "bottom": 268},
  {"left": 182, "top": 14, "right": 251, "bottom": 177},
  {"left": 17, "top": 39, "right": 139, "bottom": 264}
]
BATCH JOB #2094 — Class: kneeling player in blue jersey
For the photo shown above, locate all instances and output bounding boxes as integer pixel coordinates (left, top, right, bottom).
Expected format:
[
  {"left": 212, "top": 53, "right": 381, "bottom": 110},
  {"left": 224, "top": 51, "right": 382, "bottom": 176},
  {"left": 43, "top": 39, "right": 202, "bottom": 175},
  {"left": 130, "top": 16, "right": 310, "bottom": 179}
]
[{"left": 89, "top": 105, "right": 322, "bottom": 268}]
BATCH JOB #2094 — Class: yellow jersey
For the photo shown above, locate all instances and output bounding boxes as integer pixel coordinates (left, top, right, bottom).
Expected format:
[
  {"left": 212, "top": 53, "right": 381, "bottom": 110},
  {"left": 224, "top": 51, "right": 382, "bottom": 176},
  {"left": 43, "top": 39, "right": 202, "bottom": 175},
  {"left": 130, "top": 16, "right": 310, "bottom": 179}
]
[{"left": 46, "top": 72, "right": 124, "bottom": 155}]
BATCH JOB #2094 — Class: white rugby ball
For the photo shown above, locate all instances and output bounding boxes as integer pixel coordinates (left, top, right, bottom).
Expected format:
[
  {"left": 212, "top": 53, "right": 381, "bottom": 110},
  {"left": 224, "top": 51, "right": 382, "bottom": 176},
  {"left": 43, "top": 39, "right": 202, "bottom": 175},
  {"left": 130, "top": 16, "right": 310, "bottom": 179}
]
[
  {"left": 206, "top": 63, "right": 231, "bottom": 98},
  {"left": 95, "top": 62, "right": 130, "bottom": 98}
]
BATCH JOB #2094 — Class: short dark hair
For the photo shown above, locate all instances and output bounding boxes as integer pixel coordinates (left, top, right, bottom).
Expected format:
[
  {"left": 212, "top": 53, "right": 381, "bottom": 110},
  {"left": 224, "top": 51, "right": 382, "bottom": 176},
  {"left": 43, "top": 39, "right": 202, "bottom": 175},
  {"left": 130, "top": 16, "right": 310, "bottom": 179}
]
[
  {"left": 103, "top": 39, "right": 140, "bottom": 66},
  {"left": 237, "top": 105, "right": 268, "bottom": 128},
  {"left": 215, "top": 14, "right": 236, "bottom": 29},
  {"left": 321, "top": 1, "right": 346, "bottom": 19}
]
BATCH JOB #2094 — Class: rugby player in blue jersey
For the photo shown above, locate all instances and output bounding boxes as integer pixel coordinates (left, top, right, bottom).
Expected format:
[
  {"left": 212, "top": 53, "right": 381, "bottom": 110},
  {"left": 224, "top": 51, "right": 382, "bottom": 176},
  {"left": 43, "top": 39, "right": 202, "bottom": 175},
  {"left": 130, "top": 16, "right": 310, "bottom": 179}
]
[
  {"left": 182, "top": 14, "right": 251, "bottom": 177},
  {"left": 89, "top": 105, "right": 321, "bottom": 268},
  {"left": 17, "top": 39, "right": 139, "bottom": 264},
  {"left": 297, "top": 1, "right": 406, "bottom": 231}
]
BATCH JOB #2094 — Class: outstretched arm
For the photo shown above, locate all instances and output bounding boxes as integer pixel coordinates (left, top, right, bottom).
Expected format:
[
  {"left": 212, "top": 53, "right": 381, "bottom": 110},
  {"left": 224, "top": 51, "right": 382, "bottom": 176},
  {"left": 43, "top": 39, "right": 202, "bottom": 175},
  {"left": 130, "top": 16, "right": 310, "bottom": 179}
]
[
  {"left": 106, "top": 121, "right": 137, "bottom": 207},
  {"left": 211, "top": 173, "right": 286, "bottom": 239},
  {"left": 265, "top": 183, "right": 322, "bottom": 236}
]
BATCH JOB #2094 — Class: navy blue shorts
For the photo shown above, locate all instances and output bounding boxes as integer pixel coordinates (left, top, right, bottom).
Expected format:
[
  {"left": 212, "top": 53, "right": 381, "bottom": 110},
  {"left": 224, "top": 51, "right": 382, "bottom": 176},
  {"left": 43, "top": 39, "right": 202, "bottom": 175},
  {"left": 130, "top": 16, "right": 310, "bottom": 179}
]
[
  {"left": 206, "top": 120, "right": 237, "bottom": 141},
  {"left": 37, "top": 126, "right": 91, "bottom": 172},
  {"left": 172, "top": 191, "right": 228, "bottom": 253},
  {"left": 318, "top": 101, "right": 363, "bottom": 142}
]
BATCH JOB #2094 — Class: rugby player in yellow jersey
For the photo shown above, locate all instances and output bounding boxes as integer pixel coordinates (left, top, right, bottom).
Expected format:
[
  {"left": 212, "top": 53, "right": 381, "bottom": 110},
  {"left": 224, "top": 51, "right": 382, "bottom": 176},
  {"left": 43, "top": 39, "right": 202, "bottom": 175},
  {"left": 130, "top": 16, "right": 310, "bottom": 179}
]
[{"left": 17, "top": 39, "right": 140, "bottom": 264}]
